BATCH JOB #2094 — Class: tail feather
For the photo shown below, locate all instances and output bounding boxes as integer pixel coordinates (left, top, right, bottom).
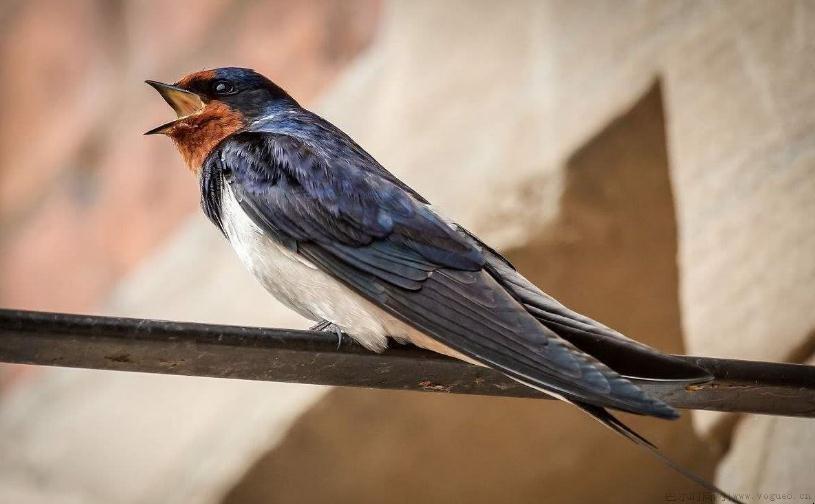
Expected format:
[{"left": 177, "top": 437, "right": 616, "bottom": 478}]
[{"left": 573, "top": 402, "right": 745, "bottom": 504}]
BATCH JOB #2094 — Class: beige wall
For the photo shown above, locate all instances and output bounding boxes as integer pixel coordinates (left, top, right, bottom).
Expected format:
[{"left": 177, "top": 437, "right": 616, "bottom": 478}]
[
  {"left": 259, "top": 0, "right": 815, "bottom": 498},
  {"left": 1, "top": 1, "right": 812, "bottom": 502}
]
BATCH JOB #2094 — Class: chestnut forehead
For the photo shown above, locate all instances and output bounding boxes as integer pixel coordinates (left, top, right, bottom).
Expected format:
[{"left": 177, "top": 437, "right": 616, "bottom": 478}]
[{"left": 176, "top": 69, "right": 217, "bottom": 88}]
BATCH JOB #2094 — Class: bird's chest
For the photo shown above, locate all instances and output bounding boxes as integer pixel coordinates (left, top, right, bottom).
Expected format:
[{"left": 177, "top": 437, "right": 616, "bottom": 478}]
[
  {"left": 204, "top": 176, "right": 478, "bottom": 359},
  {"left": 216, "top": 183, "right": 325, "bottom": 319}
]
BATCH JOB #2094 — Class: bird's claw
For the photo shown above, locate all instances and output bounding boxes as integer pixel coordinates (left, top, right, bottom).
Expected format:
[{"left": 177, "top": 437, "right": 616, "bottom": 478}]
[{"left": 309, "top": 320, "right": 345, "bottom": 350}]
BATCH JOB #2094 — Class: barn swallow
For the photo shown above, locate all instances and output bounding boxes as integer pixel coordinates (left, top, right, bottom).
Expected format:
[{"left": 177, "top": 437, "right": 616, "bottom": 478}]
[{"left": 147, "top": 67, "right": 743, "bottom": 503}]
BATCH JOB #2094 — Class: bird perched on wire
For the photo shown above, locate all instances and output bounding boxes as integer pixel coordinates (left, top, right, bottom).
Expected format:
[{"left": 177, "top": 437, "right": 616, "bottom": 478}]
[{"left": 147, "top": 67, "right": 743, "bottom": 503}]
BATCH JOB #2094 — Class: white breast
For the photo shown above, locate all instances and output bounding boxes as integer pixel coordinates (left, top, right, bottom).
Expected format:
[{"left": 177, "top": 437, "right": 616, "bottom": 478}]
[
  {"left": 218, "top": 183, "right": 390, "bottom": 352},
  {"left": 217, "top": 183, "right": 476, "bottom": 362}
]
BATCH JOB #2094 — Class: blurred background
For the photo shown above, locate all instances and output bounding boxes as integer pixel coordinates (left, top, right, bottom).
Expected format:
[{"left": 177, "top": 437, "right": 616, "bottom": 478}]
[{"left": 1, "top": 1, "right": 814, "bottom": 502}]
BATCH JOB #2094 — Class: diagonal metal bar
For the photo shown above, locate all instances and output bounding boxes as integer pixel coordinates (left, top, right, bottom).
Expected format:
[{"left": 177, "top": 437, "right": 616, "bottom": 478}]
[{"left": 1, "top": 308, "right": 813, "bottom": 417}]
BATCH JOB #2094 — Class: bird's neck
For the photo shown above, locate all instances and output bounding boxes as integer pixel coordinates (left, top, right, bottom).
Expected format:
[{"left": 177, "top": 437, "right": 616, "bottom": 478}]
[{"left": 169, "top": 103, "right": 245, "bottom": 172}]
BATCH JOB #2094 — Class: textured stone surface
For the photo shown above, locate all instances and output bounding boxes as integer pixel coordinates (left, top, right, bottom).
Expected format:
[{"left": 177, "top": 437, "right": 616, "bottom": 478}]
[
  {"left": 664, "top": 1, "right": 815, "bottom": 365},
  {"left": 0, "top": 369, "right": 325, "bottom": 504},
  {"left": 226, "top": 389, "right": 715, "bottom": 504},
  {"left": 0, "top": 217, "right": 326, "bottom": 504},
  {"left": 2, "top": 0, "right": 813, "bottom": 502}
]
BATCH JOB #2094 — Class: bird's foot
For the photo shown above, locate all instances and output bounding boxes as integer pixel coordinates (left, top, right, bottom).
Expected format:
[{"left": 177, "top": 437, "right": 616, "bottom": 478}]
[{"left": 309, "top": 320, "right": 345, "bottom": 350}]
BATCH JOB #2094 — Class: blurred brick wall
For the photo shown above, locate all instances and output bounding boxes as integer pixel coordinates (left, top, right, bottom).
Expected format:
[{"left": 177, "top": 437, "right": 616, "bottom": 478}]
[{"left": 0, "top": 0, "right": 380, "bottom": 314}]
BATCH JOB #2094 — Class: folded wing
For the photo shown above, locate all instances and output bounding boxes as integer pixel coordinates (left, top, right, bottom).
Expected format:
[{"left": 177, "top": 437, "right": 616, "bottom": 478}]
[
  {"left": 207, "top": 131, "right": 678, "bottom": 418},
  {"left": 452, "top": 224, "right": 712, "bottom": 384}
]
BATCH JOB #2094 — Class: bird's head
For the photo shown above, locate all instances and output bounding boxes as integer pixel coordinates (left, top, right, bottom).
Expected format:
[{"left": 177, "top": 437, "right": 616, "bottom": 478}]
[{"left": 146, "top": 67, "right": 295, "bottom": 171}]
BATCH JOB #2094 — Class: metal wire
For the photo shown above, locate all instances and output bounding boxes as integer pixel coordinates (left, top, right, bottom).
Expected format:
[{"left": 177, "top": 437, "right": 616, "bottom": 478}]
[{"left": 1, "top": 309, "right": 813, "bottom": 417}]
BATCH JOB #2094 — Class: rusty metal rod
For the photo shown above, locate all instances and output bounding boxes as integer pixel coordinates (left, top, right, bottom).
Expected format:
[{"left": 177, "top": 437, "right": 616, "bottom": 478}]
[{"left": 0, "top": 309, "right": 813, "bottom": 417}]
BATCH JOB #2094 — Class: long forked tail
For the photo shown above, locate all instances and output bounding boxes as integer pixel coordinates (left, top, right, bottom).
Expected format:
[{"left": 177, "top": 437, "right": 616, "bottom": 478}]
[{"left": 573, "top": 402, "right": 745, "bottom": 504}]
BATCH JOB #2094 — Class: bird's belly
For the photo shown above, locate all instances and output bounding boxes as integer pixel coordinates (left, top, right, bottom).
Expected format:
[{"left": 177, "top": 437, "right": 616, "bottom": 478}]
[{"left": 218, "top": 184, "right": 469, "bottom": 357}]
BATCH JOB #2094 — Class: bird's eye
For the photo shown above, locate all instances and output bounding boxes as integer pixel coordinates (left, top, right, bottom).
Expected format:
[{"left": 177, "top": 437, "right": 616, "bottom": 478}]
[{"left": 212, "top": 80, "right": 236, "bottom": 96}]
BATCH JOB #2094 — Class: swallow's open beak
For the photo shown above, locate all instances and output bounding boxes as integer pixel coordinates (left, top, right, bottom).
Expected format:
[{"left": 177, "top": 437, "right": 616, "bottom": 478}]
[{"left": 145, "top": 80, "right": 206, "bottom": 135}]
